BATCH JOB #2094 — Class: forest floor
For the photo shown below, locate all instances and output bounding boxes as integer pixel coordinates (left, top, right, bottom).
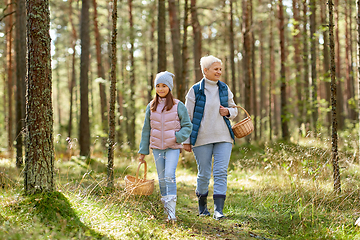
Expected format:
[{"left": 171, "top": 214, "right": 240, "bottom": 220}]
[{"left": 1, "top": 140, "right": 360, "bottom": 239}]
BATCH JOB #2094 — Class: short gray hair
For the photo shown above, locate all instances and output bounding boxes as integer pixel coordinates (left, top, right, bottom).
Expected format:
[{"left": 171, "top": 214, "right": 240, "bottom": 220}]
[{"left": 200, "top": 55, "right": 222, "bottom": 75}]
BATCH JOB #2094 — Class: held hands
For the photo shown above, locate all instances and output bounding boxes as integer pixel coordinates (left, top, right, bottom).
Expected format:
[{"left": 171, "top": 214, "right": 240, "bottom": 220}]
[
  {"left": 138, "top": 154, "right": 146, "bottom": 163},
  {"left": 219, "top": 105, "right": 229, "bottom": 117},
  {"left": 183, "top": 144, "right": 192, "bottom": 152}
]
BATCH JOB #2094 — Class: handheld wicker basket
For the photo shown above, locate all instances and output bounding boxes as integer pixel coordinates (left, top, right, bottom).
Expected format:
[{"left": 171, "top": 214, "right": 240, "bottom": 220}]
[
  {"left": 124, "top": 161, "right": 154, "bottom": 196},
  {"left": 231, "top": 106, "right": 254, "bottom": 138}
]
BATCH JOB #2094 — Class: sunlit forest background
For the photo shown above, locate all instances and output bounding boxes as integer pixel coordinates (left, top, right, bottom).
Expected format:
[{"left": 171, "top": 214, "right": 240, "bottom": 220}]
[{"left": 0, "top": 0, "right": 358, "bottom": 158}]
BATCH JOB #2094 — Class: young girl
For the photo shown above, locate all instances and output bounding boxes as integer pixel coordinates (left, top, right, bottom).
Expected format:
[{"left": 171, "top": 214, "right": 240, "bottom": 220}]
[{"left": 138, "top": 71, "right": 192, "bottom": 221}]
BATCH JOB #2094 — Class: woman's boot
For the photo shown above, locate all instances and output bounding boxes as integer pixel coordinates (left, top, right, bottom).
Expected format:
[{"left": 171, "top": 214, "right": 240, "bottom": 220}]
[
  {"left": 196, "top": 192, "right": 210, "bottom": 216},
  {"left": 213, "top": 197, "right": 225, "bottom": 220}
]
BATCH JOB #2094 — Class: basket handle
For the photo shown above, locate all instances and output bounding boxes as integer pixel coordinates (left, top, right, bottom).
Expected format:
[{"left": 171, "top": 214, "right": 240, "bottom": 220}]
[
  {"left": 232, "top": 105, "right": 251, "bottom": 119},
  {"left": 135, "top": 161, "right": 147, "bottom": 183}
]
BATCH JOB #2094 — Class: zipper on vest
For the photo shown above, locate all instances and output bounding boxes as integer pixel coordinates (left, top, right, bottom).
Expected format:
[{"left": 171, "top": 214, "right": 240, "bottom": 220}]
[{"left": 161, "top": 110, "right": 164, "bottom": 149}]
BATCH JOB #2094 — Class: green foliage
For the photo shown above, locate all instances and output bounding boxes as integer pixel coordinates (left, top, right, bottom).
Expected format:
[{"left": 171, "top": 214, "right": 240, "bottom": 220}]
[{"left": 2, "top": 140, "right": 360, "bottom": 239}]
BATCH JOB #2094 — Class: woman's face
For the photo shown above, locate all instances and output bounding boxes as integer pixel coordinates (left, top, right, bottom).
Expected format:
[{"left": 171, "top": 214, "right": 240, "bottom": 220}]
[
  {"left": 156, "top": 83, "right": 170, "bottom": 98},
  {"left": 204, "top": 62, "right": 222, "bottom": 81}
]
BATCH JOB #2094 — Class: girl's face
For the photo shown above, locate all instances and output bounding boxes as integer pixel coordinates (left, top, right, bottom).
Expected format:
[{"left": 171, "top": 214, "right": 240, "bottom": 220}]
[
  {"left": 156, "top": 83, "right": 170, "bottom": 98},
  {"left": 204, "top": 62, "right": 222, "bottom": 81}
]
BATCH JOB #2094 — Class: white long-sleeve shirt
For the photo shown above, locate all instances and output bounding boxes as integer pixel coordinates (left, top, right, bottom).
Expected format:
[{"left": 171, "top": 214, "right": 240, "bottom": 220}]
[{"left": 184, "top": 78, "right": 238, "bottom": 147}]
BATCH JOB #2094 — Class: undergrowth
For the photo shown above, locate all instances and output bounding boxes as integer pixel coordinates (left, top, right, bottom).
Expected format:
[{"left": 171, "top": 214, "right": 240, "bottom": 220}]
[{"left": 1, "top": 139, "right": 360, "bottom": 239}]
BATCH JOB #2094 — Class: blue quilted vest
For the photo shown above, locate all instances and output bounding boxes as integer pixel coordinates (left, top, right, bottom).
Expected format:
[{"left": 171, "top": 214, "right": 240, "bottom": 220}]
[{"left": 190, "top": 79, "right": 235, "bottom": 145}]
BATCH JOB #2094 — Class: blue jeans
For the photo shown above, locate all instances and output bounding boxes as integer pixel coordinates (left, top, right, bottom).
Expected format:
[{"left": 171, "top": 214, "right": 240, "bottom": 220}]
[
  {"left": 193, "top": 142, "right": 232, "bottom": 197},
  {"left": 152, "top": 148, "right": 180, "bottom": 197}
]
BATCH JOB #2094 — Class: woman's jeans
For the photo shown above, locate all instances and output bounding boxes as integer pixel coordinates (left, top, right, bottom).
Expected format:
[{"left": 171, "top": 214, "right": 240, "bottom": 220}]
[
  {"left": 193, "top": 142, "right": 232, "bottom": 197},
  {"left": 152, "top": 148, "right": 180, "bottom": 197}
]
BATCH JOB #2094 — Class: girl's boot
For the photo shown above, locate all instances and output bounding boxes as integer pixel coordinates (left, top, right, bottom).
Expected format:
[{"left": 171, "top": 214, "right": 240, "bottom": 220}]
[
  {"left": 161, "top": 195, "right": 177, "bottom": 221},
  {"left": 213, "top": 197, "right": 225, "bottom": 220}
]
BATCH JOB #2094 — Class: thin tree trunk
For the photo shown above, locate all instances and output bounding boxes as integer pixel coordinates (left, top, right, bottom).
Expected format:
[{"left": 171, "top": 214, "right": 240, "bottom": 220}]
[
  {"left": 93, "top": 0, "right": 108, "bottom": 134},
  {"left": 278, "top": 0, "right": 289, "bottom": 140},
  {"left": 25, "top": 0, "right": 54, "bottom": 194},
  {"left": 79, "top": 0, "right": 91, "bottom": 157},
  {"left": 269, "top": 2, "right": 275, "bottom": 141},
  {"left": 107, "top": 0, "right": 117, "bottom": 190},
  {"left": 302, "top": 0, "right": 310, "bottom": 130},
  {"left": 6, "top": 0, "right": 14, "bottom": 153},
  {"left": 250, "top": 0, "right": 257, "bottom": 140},
  {"left": 321, "top": 0, "right": 331, "bottom": 130},
  {"left": 168, "top": 0, "right": 184, "bottom": 100},
  {"left": 68, "top": 0, "right": 77, "bottom": 139},
  {"left": 243, "top": 0, "right": 251, "bottom": 117},
  {"left": 334, "top": 0, "right": 344, "bottom": 130},
  {"left": 357, "top": 0, "right": 360, "bottom": 161},
  {"left": 259, "top": 0, "right": 266, "bottom": 139},
  {"left": 310, "top": 0, "right": 318, "bottom": 134},
  {"left": 15, "top": 0, "right": 26, "bottom": 168},
  {"left": 127, "top": 0, "right": 136, "bottom": 149},
  {"left": 329, "top": 0, "right": 341, "bottom": 193},
  {"left": 293, "top": 0, "right": 303, "bottom": 130},
  {"left": 191, "top": 0, "right": 202, "bottom": 81},
  {"left": 182, "top": 0, "right": 189, "bottom": 93},
  {"left": 158, "top": 0, "right": 166, "bottom": 72},
  {"left": 230, "top": 0, "right": 236, "bottom": 104}
]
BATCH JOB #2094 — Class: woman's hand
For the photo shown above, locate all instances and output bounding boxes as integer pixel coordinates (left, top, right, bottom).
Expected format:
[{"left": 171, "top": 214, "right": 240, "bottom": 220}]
[
  {"left": 219, "top": 105, "right": 230, "bottom": 117},
  {"left": 183, "top": 144, "right": 192, "bottom": 152},
  {"left": 139, "top": 154, "right": 146, "bottom": 163}
]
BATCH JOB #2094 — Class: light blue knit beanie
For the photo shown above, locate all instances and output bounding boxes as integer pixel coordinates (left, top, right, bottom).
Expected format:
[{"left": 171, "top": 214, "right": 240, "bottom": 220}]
[{"left": 154, "top": 71, "right": 174, "bottom": 91}]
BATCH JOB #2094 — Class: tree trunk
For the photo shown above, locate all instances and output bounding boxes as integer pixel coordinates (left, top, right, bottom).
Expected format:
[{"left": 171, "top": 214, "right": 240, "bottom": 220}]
[
  {"left": 68, "top": 0, "right": 77, "bottom": 140},
  {"left": 158, "top": 0, "right": 166, "bottom": 72},
  {"left": 15, "top": 0, "right": 26, "bottom": 168},
  {"left": 107, "top": 0, "right": 117, "bottom": 190},
  {"left": 79, "top": 0, "right": 91, "bottom": 157},
  {"left": 127, "top": 0, "right": 136, "bottom": 149},
  {"left": 25, "top": 0, "right": 54, "bottom": 194},
  {"left": 334, "top": 0, "right": 344, "bottom": 130},
  {"left": 278, "top": 0, "right": 289, "bottom": 140},
  {"left": 310, "top": 0, "right": 318, "bottom": 134},
  {"left": 357, "top": 0, "right": 360, "bottom": 162},
  {"left": 259, "top": 0, "right": 266, "bottom": 139},
  {"left": 243, "top": 0, "right": 251, "bottom": 117},
  {"left": 168, "top": 0, "right": 184, "bottom": 101},
  {"left": 229, "top": 0, "right": 236, "bottom": 104},
  {"left": 93, "top": 0, "right": 108, "bottom": 134},
  {"left": 321, "top": 0, "right": 331, "bottom": 130},
  {"left": 328, "top": 0, "right": 341, "bottom": 193},
  {"left": 6, "top": 0, "right": 14, "bottom": 153},
  {"left": 250, "top": 0, "right": 257, "bottom": 140},
  {"left": 293, "top": 0, "right": 303, "bottom": 130},
  {"left": 191, "top": 0, "right": 202, "bottom": 81},
  {"left": 182, "top": 0, "right": 189, "bottom": 93},
  {"left": 269, "top": 2, "right": 275, "bottom": 141},
  {"left": 302, "top": 0, "right": 310, "bottom": 130}
]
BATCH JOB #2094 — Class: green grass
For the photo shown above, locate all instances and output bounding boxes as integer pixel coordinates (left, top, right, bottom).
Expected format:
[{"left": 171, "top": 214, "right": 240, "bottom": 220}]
[{"left": 1, "top": 140, "right": 360, "bottom": 239}]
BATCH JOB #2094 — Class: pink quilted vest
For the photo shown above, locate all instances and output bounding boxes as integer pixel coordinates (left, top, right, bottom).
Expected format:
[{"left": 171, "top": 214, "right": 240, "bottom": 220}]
[{"left": 149, "top": 99, "right": 182, "bottom": 150}]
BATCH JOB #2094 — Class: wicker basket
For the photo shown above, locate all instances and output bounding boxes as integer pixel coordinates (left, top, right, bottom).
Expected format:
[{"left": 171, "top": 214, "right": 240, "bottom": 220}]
[
  {"left": 231, "top": 106, "right": 254, "bottom": 138},
  {"left": 124, "top": 161, "right": 154, "bottom": 196}
]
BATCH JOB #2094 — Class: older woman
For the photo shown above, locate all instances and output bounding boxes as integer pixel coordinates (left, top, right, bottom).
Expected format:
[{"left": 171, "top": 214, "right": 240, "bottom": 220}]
[{"left": 183, "top": 55, "right": 238, "bottom": 220}]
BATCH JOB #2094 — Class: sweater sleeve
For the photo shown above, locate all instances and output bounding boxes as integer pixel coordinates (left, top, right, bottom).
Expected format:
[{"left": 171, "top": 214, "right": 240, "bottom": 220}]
[
  {"left": 227, "top": 87, "right": 238, "bottom": 120},
  {"left": 138, "top": 104, "right": 151, "bottom": 155},
  {"left": 175, "top": 101, "right": 193, "bottom": 144}
]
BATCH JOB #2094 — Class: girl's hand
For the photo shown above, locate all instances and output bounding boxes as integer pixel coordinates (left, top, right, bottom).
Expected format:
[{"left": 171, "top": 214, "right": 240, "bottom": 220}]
[
  {"left": 139, "top": 154, "right": 146, "bottom": 163},
  {"left": 183, "top": 144, "right": 192, "bottom": 152},
  {"left": 219, "top": 105, "right": 229, "bottom": 117}
]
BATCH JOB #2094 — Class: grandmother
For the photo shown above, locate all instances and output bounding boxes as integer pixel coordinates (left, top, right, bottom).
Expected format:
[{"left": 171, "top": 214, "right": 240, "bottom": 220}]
[{"left": 183, "top": 55, "right": 238, "bottom": 220}]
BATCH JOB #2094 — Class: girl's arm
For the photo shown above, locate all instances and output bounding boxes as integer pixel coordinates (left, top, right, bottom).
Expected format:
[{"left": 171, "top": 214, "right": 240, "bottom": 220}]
[
  {"left": 138, "top": 104, "right": 151, "bottom": 155},
  {"left": 175, "top": 102, "right": 193, "bottom": 143}
]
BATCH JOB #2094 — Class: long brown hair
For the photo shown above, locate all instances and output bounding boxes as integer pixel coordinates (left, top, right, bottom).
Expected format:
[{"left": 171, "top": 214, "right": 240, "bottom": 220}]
[{"left": 150, "top": 92, "right": 175, "bottom": 112}]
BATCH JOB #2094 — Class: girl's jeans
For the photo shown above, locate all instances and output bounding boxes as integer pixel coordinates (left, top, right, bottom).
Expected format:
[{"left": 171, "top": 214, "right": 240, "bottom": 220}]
[
  {"left": 152, "top": 148, "right": 180, "bottom": 197},
  {"left": 193, "top": 142, "right": 232, "bottom": 197}
]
